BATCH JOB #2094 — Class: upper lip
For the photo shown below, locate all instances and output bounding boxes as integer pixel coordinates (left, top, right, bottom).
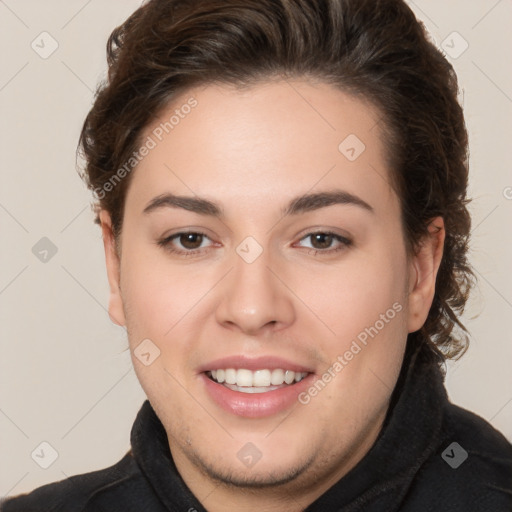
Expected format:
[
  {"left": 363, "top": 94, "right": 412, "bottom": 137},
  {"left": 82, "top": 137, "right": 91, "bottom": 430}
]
[{"left": 197, "top": 355, "right": 315, "bottom": 374}]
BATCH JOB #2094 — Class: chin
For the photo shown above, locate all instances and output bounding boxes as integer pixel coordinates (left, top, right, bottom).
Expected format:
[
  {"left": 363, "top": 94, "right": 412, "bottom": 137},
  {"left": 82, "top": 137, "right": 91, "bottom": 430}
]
[{"left": 188, "top": 445, "right": 317, "bottom": 490}]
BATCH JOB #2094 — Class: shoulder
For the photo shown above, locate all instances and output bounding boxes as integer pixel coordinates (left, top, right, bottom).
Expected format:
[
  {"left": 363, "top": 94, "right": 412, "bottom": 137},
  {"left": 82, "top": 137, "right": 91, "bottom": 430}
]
[
  {"left": 0, "top": 452, "right": 158, "bottom": 512},
  {"left": 402, "top": 402, "right": 512, "bottom": 511}
]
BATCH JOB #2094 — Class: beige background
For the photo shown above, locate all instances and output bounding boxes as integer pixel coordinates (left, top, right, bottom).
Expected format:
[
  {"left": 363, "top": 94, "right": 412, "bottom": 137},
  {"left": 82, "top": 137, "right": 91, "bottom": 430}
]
[{"left": 1, "top": 0, "right": 511, "bottom": 498}]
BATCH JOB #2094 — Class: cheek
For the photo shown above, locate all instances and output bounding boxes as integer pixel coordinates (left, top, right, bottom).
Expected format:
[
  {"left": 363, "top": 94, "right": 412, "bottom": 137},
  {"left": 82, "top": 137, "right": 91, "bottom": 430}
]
[
  {"left": 294, "top": 244, "right": 409, "bottom": 408},
  {"left": 119, "top": 247, "right": 218, "bottom": 343},
  {"left": 294, "top": 257, "right": 408, "bottom": 426},
  {"left": 295, "top": 249, "right": 409, "bottom": 344}
]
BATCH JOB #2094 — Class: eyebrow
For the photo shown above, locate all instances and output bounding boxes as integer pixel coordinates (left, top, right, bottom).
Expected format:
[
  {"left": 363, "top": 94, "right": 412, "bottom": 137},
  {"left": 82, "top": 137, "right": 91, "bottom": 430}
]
[
  {"left": 284, "top": 190, "right": 374, "bottom": 216},
  {"left": 143, "top": 194, "right": 222, "bottom": 216},
  {"left": 142, "top": 190, "right": 373, "bottom": 217}
]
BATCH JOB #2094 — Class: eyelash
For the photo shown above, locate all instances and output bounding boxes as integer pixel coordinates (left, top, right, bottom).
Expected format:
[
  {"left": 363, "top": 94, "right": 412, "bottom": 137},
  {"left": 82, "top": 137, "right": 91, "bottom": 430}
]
[
  {"left": 157, "top": 231, "right": 213, "bottom": 257},
  {"left": 157, "top": 231, "right": 352, "bottom": 257},
  {"left": 295, "top": 232, "right": 353, "bottom": 255}
]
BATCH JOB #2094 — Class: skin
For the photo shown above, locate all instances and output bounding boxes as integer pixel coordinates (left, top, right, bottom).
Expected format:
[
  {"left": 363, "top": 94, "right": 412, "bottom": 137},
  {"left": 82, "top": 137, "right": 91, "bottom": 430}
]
[{"left": 100, "top": 79, "right": 444, "bottom": 511}]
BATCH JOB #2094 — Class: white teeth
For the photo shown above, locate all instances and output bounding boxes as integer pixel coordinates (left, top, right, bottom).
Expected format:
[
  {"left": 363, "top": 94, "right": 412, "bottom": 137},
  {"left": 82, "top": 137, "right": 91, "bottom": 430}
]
[
  {"left": 284, "top": 370, "right": 295, "bottom": 384},
  {"left": 253, "top": 369, "right": 271, "bottom": 387},
  {"left": 225, "top": 368, "right": 237, "bottom": 385},
  {"left": 223, "top": 383, "right": 282, "bottom": 394},
  {"left": 236, "top": 369, "right": 253, "bottom": 387},
  {"left": 208, "top": 368, "right": 308, "bottom": 388},
  {"left": 270, "top": 368, "right": 285, "bottom": 385}
]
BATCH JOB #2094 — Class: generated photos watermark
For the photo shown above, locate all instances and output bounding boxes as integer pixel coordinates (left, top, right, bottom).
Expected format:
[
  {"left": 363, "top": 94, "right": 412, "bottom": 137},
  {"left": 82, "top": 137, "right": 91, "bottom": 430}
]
[
  {"left": 93, "top": 97, "right": 198, "bottom": 200},
  {"left": 298, "top": 301, "right": 403, "bottom": 405}
]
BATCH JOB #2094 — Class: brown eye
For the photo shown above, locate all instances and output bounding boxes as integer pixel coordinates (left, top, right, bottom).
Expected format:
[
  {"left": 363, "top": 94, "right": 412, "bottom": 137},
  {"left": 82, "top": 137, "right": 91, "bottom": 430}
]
[
  {"left": 179, "top": 233, "right": 204, "bottom": 249},
  {"left": 296, "top": 231, "right": 352, "bottom": 254},
  {"left": 157, "top": 231, "right": 214, "bottom": 255},
  {"left": 310, "top": 233, "right": 334, "bottom": 249}
]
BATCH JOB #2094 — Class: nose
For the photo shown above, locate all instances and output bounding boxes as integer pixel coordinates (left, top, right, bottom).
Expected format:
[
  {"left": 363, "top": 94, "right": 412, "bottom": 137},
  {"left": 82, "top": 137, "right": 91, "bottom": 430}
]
[{"left": 215, "top": 248, "right": 296, "bottom": 335}]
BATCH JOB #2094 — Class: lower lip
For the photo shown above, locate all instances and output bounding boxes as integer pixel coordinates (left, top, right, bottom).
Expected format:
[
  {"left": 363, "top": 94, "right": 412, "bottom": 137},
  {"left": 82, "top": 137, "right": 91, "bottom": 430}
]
[{"left": 201, "top": 373, "right": 314, "bottom": 418}]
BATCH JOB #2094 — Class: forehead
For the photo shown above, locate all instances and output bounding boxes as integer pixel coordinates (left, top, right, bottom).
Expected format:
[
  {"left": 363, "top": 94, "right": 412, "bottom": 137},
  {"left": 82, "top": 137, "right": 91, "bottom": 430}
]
[{"left": 126, "top": 80, "right": 398, "bottom": 217}]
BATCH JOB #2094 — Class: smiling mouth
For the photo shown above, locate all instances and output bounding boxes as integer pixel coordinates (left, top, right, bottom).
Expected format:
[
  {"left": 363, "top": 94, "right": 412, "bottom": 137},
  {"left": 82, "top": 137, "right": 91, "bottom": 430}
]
[{"left": 205, "top": 368, "right": 310, "bottom": 394}]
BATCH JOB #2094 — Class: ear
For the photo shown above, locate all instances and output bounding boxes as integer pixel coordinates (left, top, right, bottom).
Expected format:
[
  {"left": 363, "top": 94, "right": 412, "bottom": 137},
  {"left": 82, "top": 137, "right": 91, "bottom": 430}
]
[
  {"left": 99, "top": 210, "right": 126, "bottom": 327},
  {"left": 407, "top": 217, "right": 445, "bottom": 333}
]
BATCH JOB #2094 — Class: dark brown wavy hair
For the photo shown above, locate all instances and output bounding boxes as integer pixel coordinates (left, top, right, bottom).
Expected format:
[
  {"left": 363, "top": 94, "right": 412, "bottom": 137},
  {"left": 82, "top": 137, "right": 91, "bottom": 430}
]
[{"left": 79, "top": 0, "right": 473, "bottom": 364}]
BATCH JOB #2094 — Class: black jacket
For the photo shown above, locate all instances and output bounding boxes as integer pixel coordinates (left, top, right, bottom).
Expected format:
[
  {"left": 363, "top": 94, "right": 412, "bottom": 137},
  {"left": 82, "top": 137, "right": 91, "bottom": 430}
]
[{"left": 2, "top": 345, "right": 512, "bottom": 511}]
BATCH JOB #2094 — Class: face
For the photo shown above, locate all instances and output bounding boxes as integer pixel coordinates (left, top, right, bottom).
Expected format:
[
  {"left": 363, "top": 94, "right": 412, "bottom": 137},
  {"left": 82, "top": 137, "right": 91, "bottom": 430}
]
[{"left": 101, "top": 80, "right": 443, "bottom": 507}]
